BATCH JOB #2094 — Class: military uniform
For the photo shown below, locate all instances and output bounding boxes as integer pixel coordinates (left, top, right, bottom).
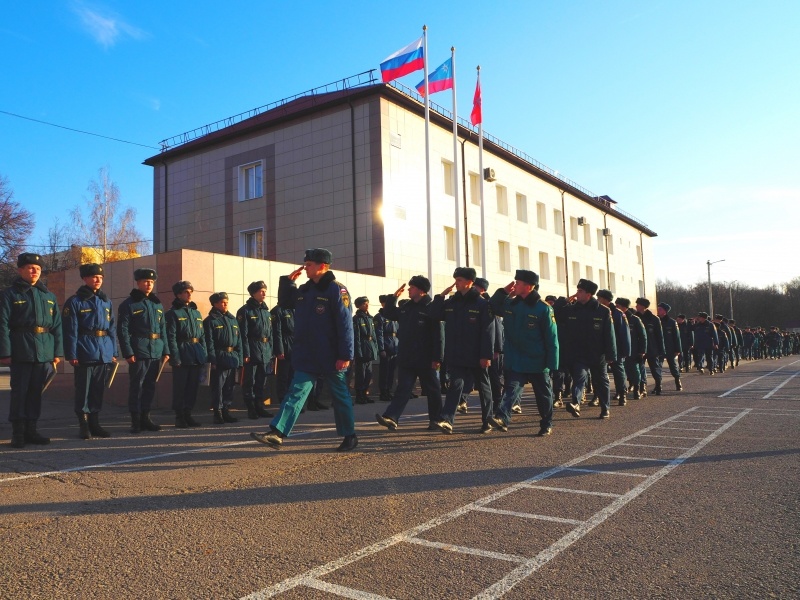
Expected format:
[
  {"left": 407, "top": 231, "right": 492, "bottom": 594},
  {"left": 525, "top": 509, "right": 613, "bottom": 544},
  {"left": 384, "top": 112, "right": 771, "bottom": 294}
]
[
  {"left": 374, "top": 295, "right": 399, "bottom": 402},
  {"left": 237, "top": 282, "right": 279, "bottom": 419},
  {"left": 677, "top": 315, "right": 694, "bottom": 372},
  {"left": 204, "top": 293, "right": 243, "bottom": 423},
  {"left": 597, "top": 290, "right": 631, "bottom": 405},
  {"left": 270, "top": 305, "right": 294, "bottom": 403},
  {"left": 692, "top": 313, "right": 719, "bottom": 373},
  {"left": 352, "top": 297, "right": 379, "bottom": 404},
  {"left": 636, "top": 298, "right": 666, "bottom": 395},
  {"left": 616, "top": 299, "right": 646, "bottom": 399},
  {"left": 657, "top": 302, "right": 683, "bottom": 391}
]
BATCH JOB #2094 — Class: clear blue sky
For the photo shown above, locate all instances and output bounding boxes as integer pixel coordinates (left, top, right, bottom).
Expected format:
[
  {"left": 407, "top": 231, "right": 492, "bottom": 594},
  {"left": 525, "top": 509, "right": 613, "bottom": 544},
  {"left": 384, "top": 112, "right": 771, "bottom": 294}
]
[{"left": 2, "top": 1, "right": 798, "bottom": 288}]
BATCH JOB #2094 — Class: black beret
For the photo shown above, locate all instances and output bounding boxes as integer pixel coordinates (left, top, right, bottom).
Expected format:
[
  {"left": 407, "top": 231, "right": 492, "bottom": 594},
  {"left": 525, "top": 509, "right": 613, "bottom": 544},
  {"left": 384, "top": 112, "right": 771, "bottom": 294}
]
[
  {"left": 596, "top": 289, "right": 613, "bottom": 301},
  {"left": 303, "top": 248, "right": 332, "bottom": 264},
  {"left": 408, "top": 275, "right": 431, "bottom": 293},
  {"left": 474, "top": 278, "right": 489, "bottom": 292},
  {"left": 615, "top": 297, "right": 631, "bottom": 309},
  {"left": 545, "top": 295, "right": 557, "bottom": 302},
  {"left": 172, "top": 280, "right": 193, "bottom": 295},
  {"left": 354, "top": 296, "right": 368, "bottom": 307},
  {"left": 697, "top": 311, "right": 709, "bottom": 318},
  {"left": 247, "top": 280, "right": 267, "bottom": 295},
  {"left": 134, "top": 268, "right": 157, "bottom": 281},
  {"left": 514, "top": 270, "right": 539, "bottom": 286},
  {"left": 79, "top": 263, "right": 103, "bottom": 278},
  {"left": 17, "top": 253, "right": 44, "bottom": 268},
  {"left": 577, "top": 278, "right": 598, "bottom": 295},
  {"left": 635, "top": 297, "right": 650, "bottom": 308},
  {"left": 209, "top": 292, "right": 229, "bottom": 304},
  {"left": 453, "top": 267, "right": 477, "bottom": 281},
  {"left": 657, "top": 302, "right": 671, "bottom": 312}
]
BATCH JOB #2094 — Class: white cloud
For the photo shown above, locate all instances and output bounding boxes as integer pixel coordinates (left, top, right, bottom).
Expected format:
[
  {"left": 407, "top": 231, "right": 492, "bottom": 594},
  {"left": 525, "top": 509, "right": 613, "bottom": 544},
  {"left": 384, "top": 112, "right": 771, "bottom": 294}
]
[{"left": 72, "top": 1, "right": 146, "bottom": 49}]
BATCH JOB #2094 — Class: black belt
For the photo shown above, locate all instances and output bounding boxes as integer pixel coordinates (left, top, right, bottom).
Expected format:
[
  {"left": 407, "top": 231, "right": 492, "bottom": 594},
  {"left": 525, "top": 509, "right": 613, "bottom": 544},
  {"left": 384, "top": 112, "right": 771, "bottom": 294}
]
[
  {"left": 12, "top": 326, "right": 50, "bottom": 334},
  {"left": 180, "top": 337, "right": 201, "bottom": 344},
  {"left": 251, "top": 337, "right": 269, "bottom": 343}
]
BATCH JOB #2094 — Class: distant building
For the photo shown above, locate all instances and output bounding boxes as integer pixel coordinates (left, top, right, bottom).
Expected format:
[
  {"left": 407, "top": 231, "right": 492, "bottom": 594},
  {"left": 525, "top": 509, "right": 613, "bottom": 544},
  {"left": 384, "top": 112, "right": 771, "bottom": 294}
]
[
  {"left": 144, "top": 74, "right": 657, "bottom": 298},
  {"left": 42, "top": 245, "right": 140, "bottom": 273}
]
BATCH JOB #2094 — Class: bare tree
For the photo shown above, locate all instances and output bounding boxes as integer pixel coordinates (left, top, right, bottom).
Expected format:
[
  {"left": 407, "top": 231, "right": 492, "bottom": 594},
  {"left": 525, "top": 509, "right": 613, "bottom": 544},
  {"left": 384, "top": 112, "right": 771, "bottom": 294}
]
[
  {"left": 69, "top": 166, "right": 150, "bottom": 263},
  {"left": 0, "top": 174, "right": 35, "bottom": 286},
  {"left": 40, "top": 218, "right": 80, "bottom": 273}
]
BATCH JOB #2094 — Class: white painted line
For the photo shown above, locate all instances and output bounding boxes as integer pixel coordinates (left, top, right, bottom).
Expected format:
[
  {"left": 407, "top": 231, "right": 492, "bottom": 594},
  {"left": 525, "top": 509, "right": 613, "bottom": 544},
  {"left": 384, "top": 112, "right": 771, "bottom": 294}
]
[
  {"left": 472, "top": 506, "right": 585, "bottom": 526},
  {"left": 619, "top": 443, "right": 693, "bottom": 450},
  {"left": 562, "top": 467, "right": 649, "bottom": 478},
  {"left": 597, "top": 454, "right": 672, "bottom": 463},
  {"left": 406, "top": 537, "right": 528, "bottom": 563},
  {"left": 719, "top": 360, "right": 800, "bottom": 397},
  {"left": 668, "top": 421, "right": 727, "bottom": 426},
  {"left": 521, "top": 484, "right": 622, "bottom": 499},
  {"left": 688, "top": 415, "right": 741, "bottom": 419},
  {"left": 658, "top": 425, "right": 717, "bottom": 431},
  {"left": 304, "top": 578, "right": 395, "bottom": 600},
  {"left": 762, "top": 370, "right": 800, "bottom": 399},
  {"left": 639, "top": 434, "right": 704, "bottom": 440}
]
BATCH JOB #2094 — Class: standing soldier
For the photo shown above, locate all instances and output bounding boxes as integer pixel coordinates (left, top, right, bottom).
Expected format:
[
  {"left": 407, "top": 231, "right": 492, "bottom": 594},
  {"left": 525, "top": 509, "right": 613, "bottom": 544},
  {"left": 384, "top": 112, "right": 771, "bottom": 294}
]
[
  {"left": 237, "top": 281, "right": 278, "bottom": 420},
  {"left": 62, "top": 263, "right": 116, "bottom": 439},
  {"left": 117, "top": 268, "right": 168, "bottom": 434},
  {"left": 165, "top": 281, "right": 207, "bottom": 428},
  {"left": 270, "top": 304, "right": 293, "bottom": 404},
  {"left": 692, "top": 312, "right": 719, "bottom": 373},
  {"left": 597, "top": 290, "right": 631, "bottom": 406},
  {"left": 352, "top": 296, "right": 379, "bottom": 404},
  {"left": 657, "top": 302, "right": 683, "bottom": 391},
  {"left": 676, "top": 314, "right": 694, "bottom": 372},
  {"left": 635, "top": 298, "right": 665, "bottom": 396},
  {"left": 0, "top": 253, "right": 63, "bottom": 447},
  {"left": 616, "top": 298, "right": 647, "bottom": 399},
  {"left": 374, "top": 295, "right": 399, "bottom": 402},
  {"left": 204, "top": 292, "right": 243, "bottom": 424}
]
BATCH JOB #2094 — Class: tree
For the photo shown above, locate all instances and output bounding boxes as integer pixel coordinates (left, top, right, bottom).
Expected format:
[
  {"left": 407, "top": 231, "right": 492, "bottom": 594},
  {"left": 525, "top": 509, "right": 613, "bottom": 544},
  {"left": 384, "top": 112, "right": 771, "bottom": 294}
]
[
  {"left": 69, "top": 166, "right": 150, "bottom": 263},
  {"left": 40, "top": 218, "right": 81, "bottom": 273},
  {"left": 0, "top": 174, "right": 35, "bottom": 286}
]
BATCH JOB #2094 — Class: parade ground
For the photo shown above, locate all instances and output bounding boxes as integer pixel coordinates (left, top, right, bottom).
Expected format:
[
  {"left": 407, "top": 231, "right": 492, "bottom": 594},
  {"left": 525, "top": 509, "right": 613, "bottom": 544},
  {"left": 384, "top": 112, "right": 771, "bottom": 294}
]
[{"left": 1, "top": 357, "right": 798, "bottom": 599}]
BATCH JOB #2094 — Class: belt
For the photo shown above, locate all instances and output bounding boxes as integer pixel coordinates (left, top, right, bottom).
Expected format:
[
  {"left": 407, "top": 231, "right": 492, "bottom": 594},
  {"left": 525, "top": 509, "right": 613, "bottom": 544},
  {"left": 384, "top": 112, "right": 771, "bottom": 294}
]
[
  {"left": 251, "top": 337, "right": 269, "bottom": 343},
  {"left": 80, "top": 329, "right": 108, "bottom": 337},
  {"left": 148, "top": 333, "right": 161, "bottom": 340},
  {"left": 180, "top": 337, "right": 201, "bottom": 344},
  {"left": 224, "top": 346, "right": 235, "bottom": 352},
  {"left": 12, "top": 326, "right": 50, "bottom": 334}
]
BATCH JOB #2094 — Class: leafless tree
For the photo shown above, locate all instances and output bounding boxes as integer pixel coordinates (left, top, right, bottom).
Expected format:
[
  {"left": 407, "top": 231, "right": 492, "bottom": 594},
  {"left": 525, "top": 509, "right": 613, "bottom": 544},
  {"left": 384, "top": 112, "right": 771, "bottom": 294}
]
[
  {"left": 0, "top": 174, "right": 35, "bottom": 286},
  {"left": 40, "top": 218, "right": 80, "bottom": 273}
]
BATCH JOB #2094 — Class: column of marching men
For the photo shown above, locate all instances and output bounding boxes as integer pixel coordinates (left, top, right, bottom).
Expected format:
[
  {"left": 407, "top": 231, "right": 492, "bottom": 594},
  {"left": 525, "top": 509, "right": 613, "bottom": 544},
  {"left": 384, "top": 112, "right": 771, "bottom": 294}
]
[{"left": 2, "top": 251, "right": 799, "bottom": 449}]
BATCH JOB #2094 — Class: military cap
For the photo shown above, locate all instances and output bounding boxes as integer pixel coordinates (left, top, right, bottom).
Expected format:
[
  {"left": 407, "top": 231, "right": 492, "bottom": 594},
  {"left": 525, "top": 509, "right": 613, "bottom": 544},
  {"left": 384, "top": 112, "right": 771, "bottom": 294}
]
[
  {"left": 714, "top": 314, "right": 724, "bottom": 320},
  {"left": 452, "top": 267, "right": 477, "bottom": 281},
  {"left": 408, "top": 275, "right": 431, "bottom": 293},
  {"left": 615, "top": 297, "right": 631, "bottom": 309},
  {"left": 728, "top": 319, "right": 736, "bottom": 325},
  {"left": 697, "top": 311, "right": 709, "bottom": 318},
  {"left": 79, "top": 263, "right": 103, "bottom": 278},
  {"left": 17, "top": 253, "right": 44, "bottom": 268},
  {"left": 304, "top": 248, "right": 332, "bottom": 264},
  {"left": 378, "top": 294, "right": 389, "bottom": 304},
  {"left": 596, "top": 289, "right": 613, "bottom": 301},
  {"left": 354, "top": 296, "right": 369, "bottom": 307},
  {"left": 657, "top": 302, "right": 671, "bottom": 312},
  {"left": 209, "top": 292, "right": 229, "bottom": 305},
  {"left": 677, "top": 313, "right": 686, "bottom": 319},
  {"left": 636, "top": 297, "right": 650, "bottom": 308},
  {"left": 172, "top": 280, "right": 193, "bottom": 295},
  {"left": 577, "top": 278, "right": 598, "bottom": 295},
  {"left": 515, "top": 270, "right": 539, "bottom": 286},
  {"left": 247, "top": 280, "right": 267, "bottom": 295},
  {"left": 134, "top": 268, "right": 157, "bottom": 281},
  {"left": 545, "top": 295, "right": 557, "bottom": 303},
  {"left": 474, "top": 278, "right": 489, "bottom": 292}
]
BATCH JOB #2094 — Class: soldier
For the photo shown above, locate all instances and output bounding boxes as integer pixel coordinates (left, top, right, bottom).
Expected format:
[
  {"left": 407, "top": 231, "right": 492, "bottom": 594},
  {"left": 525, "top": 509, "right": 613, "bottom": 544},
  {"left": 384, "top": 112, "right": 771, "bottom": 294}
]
[
  {"left": 616, "top": 298, "right": 646, "bottom": 399},
  {"left": 657, "top": 302, "right": 683, "bottom": 391},
  {"left": 692, "top": 312, "right": 719, "bottom": 374},
  {"left": 117, "top": 268, "right": 168, "bottom": 434},
  {"left": 728, "top": 319, "right": 743, "bottom": 368},
  {"left": 237, "top": 281, "right": 278, "bottom": 420},
  {"left": 766, "top": 326, "right": 782, "bottom": 359},
  {"left": 676, "top": 314, "right": 694, "bottom": 372},
  {"left": 165, "top": 280, "right": 207, "bottom": 428},
  {"left": 0, "top": 253, "right": 63, "bottom": 447},
  {"left": 713, "top": 315, "right": 731, "bottom": 371},
  {"left": 250, "top": 248, "right": 357, "bottom": 451},
  {"left": 270, "top": 303, "right": 293, "bottom": 404},
  {"left": 374, "top": 295, "right": 399, "bottom": 402},
  {"left": 635, "top": 298, "right": 666, "bottom": 396},
  {"left": 352, "top": 296, "right": 379, "bottom": 404},
  {"left": 204, "top": 292, "right": 243, "bottom": 424},
  {"left": 597, "top": 290, "right": 631, "bottom": 406},
  {"left": 741, "top": 326, "right": 755, "bottom": 361},
  {"left": 62, "top": 263, "right": 116, "bottom": 439},
  {"left": 487, "top": 270, "right": 558, "bottom": 436}
]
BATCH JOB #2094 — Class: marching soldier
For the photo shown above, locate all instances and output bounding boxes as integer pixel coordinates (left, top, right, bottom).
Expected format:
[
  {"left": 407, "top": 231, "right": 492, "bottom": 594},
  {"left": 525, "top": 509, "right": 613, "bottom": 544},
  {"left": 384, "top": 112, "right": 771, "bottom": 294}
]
[
  {"left": 676, "top": 314, "right": 694, "bottom": 372},
  {"left": 615, "top": 298, "right": 647, "bottom": 399},
  {"left": 692, "top": 312, "right": 719, "bottom": 373},
  {"left": 237, "top": 281, "right": 278, "bottom": 419},
  {"left": 657, "top": 302, "right": 683, "bottom": 391},
  {"left": 635, "top": 298, "right": 665, "bottom": 396},
  {"left": 597, "top": 290, "right": 631, "bottom": 405}
]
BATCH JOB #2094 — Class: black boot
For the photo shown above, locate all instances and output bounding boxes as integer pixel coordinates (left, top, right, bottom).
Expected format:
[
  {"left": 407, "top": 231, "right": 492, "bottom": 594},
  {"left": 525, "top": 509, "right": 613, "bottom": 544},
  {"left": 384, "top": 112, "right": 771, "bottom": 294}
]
[
  {"left": 213, "top": 408, "right": 225, "bottom": 424},
  {"left": 130, "top": 412, "right": 141, "bottom": 433},
  {"left": 652, "top": 384, "right": 662, "bottom": 396},
  {"left": 77, "top": 413, "right": 91, "bottom": 440},
  {"left": 244, "top": 399, "right": 259, "bottom": 420},
  {"left": 10, "top": 420, "right": 25, "bottom": 448},
  {"left": 184, "top": 410, "right": 201, "bottom": 427},
  {"left": 618, "top": 391, "right": 627, "bottom": 406},
  {"left": 24, "top": 420, "right": 50, "bottom": 445},
  {"left": 88, "top": 413, "right": 111, "bottom": 438},
  {"left": 355, "top": 391, "right": 368, "bottom": 405},
  {"left": 253, "top": 401, "right": 274, "bottom": 418},
  {"left": 175, "top": 411, "right": 189, "bottom": 429},
  {"left": 141, "top": 412, "right": 161, "bottom": 432},
  {"left": 365, "top": 392, "right": 375, "bottom": 404},
  {"left": 221, "top": 408, "right": 238, "bottom": 423},
  {"left": 337, "top": 434, "right": 358, "bottom": 452},
  {"left": 675, "top": 378, "right": 683, "bottom": 391}
]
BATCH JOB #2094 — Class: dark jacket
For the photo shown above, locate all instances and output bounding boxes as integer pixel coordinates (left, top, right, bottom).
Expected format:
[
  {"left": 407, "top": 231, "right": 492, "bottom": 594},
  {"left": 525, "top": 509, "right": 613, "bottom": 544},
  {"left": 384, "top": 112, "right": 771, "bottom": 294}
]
[
  {"left": 426, "top": 287, "right": 495, "bottom": 369},
  {"left": 381, "top": 294, "right": 443, "bottom": 369},
  {"left": 625, "top": 309, "right": 647, "bottom": 356},
  {"left": 271, "top": 306, "right": 293, "bottom": 357},
  {"left": 117, "top": 289, "right": 167, "bottom": 360},
  {"left": 679, "top": 320, "right": 694, "bottom": 351},
  {"left": 203, "top": 307, "right": 243, "bottom": 369},
  {"left": 609, "top": 303, "right": 631, "bottom": 360},
  {"left": 716, "top": 322, "right": 731, "bottom": 349},
  {"left": 374, "top": 312, "right": 399, "bottom": 356},
  {"left": 237, "top": 297, "right": 277, "bottom": 365},
  {"left": 559, "top": 298, "right": 617, "bottom": 367},
  {"left": 660, "top": 315, "right": 682, "bottom": 355},
  {"left": 62, "top": 285, "right": 116, "bottom": 364},
  {"left": 638, "top": 309, "right": 666, "bottom": 356},
  {"left": 0, "top": 277, "right": 63, "bottom": 362},
  {"left": 166, "top": 299, "right": 208, "bottom": 367},
  {"left": 353, "top": 310, "right": 379, "bottom": 361},
  {"left": 693, "top": 320, "right": 719, "bottom": 351},
  {"left": 278, "top": 271, "right": 353, "bottom": 374},
  {"left": 489, "top": 288, "right": 558, "bottom": 373}
]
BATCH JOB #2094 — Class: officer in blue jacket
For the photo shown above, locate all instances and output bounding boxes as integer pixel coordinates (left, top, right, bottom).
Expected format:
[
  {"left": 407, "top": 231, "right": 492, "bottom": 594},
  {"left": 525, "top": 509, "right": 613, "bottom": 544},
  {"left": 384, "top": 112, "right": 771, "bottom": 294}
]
[
  {"left": 237, "top": 281, "right": 278, "bottom": 420},
  {"left": 117, "top": 268, "right": 168, "bottom": 433},
  {"left": 0, "top": 253, "right": 63, "bottom": 447},
  {"left": 374, "top": 295, "right": 399, "bottom": 402},
  {"left": 657, "top": 302, "right": 683, "bottom": 390},
  {"left": 250, "top": 248, "right": 357, "bottom": 451},
  {"left": 597, "top": 290, "right": 631, "bottom": 406},
  {"left": 165, "top": 280, "right": 207, "bottom": 428},
  {"left": 204, "top": 292, "right": 243, "bottom": 424},
  {"left": 62, "top": 263, "right": 117, "bottom": 439}
]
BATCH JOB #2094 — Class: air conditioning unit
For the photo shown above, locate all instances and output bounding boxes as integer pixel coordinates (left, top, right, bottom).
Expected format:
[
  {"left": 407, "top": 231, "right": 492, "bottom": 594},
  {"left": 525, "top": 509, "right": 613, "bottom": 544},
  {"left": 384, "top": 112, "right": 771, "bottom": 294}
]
[
  {"left": 577, "top": 217, "right": 587, "bottom": 226},
  {"left": 483, "top": 167, "right": 496, "bottom": 182},
  {"left": 602, "top": 228, "right": 611, "bottom": 236}
]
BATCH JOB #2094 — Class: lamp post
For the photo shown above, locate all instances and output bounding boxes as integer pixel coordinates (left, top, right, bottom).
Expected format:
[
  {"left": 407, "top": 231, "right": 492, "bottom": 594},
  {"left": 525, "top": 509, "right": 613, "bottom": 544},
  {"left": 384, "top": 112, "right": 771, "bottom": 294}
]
[
  {"left": 729, "top": 280, "right": 738, "bottom": 319},
  {"left": 707, "top": 259, "right": 725, "bottom": 317}
]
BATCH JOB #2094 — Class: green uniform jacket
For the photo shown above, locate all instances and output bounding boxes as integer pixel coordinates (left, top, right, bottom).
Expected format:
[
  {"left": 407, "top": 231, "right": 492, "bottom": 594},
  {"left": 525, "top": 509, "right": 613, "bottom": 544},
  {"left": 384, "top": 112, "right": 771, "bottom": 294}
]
[
  {"left": 0, "top": 277, "right": 63, "bottom": 362},
  {"left": 490, "top": 288, "right": 558, "bottom": 373},
  {"left": 353, "top": 310, "right": 379, "bottom": 361},
  {"left": 117, "top": 289, "right": 167, "bottom": 360},
  {"left": 204, "top": 308, "right": 243, "bottom": 369}
]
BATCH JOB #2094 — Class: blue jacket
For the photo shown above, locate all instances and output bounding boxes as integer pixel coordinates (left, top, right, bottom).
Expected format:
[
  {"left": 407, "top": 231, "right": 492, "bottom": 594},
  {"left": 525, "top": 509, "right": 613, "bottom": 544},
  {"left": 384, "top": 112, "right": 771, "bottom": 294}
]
[
  {"left": 426, "top": 287, "right": 494, "bottom": 369},
  {"left": 62, "top": 285, "right": 116, "bottom": 363},
  {"left": 625, "top": 309, "right": 647, "bottom": 356},
  {"left": 660, "top": 316, "right": 682, "bottom": 355},
  {"left": 609, "top": 303, "right": 631, "bottom": 360},
  {"left": 693, "top": 320, "right": 719, "bottom": 351},
  {"left": 0, "top": 277, "right": 63, "bottom": 362},
  {"left": 679, "top": 320, "right": 694, "bottom": 351},
  {"left": 489, "top": 288, "right": 558, "bottom": 373},
  {"left": 117, "top": 290, "right": 167, "bottom": 360},
  {"left": 638, "top": 309, "right": 666, "bottom": 357},
  {"left": 165, "top": 298, "right": 208, "bottom": 367},
  {"left": 380, "top": 294, "right": 443, "bottom": 369},
  {"left": 559, "top": 298, "right": 617, "bottom": 367},
  {"left": 374, "top": 312, "right": 399, "bottom": 356},
  {"left": 271, "top": 305, "right": 293, "bottom": 357},
  {"left": 237, "top": 298, "right": 277, "bottom": 365},
  {"left": 278, "top": 271, "right": 353, "bottom": 374},
  {"left": 203, "top": 308, "right": 243, "bottom": 369},
  {"left": 353, "top": 310, "right": 379, "bottom": 361}
]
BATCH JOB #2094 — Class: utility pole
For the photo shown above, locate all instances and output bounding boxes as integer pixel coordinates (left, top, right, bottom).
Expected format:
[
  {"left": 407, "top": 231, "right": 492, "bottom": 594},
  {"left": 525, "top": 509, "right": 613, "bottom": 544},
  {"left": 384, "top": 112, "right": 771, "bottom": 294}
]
[{"left": 707, "top": 259, "right": 725, "bottom": 316}]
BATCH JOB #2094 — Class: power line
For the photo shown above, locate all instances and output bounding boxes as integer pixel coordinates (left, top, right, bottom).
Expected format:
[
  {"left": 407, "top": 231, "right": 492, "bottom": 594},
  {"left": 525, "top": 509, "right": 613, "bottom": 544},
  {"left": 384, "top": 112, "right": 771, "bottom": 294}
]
[{"left": 0, "top": 110, "right": 160, "bottom": 150}]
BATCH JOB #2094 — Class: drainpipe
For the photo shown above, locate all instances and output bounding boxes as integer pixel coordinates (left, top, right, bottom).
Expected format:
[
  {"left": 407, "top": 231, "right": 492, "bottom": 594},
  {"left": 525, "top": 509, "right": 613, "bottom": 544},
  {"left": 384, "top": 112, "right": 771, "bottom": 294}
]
[
  {"left": 460, "top": 137, "right": 470, "bottom": 267},
  {"left": 348, "top": 100, "right": 359, "bottom": 272},
  {"left": 603, "top": 212, "right": 611, "bottom": 289},
  {"left": 560, "top": 190, "right": 569, "bottom": 295}
]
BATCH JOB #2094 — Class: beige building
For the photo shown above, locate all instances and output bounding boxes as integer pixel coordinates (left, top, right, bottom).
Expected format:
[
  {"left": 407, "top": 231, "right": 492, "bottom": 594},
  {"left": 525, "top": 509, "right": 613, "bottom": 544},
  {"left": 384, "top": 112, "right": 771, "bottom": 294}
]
[{"left": 145, "top": 77, "right": 656, "bottom": 299}]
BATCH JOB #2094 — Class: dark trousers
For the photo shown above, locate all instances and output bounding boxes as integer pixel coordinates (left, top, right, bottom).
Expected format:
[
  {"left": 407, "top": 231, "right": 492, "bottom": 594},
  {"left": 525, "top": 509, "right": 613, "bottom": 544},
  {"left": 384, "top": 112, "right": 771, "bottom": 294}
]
[
  {"left": 172, "top": 364, "right": 202, "bottom": 412},
  {"left": 242, "top": 362, "right": 269, "bottom": 402},
  {"left": 378, "top": 353, "right": 397, "bottom": 394},
  {"left": 275, "top": 354, "right": 294, "bottom": 403},
  {"left": 383, "top": 366, "right": 443, "bottom": 423},
  {"left": 489, "top": 354, "right": 504, "bottom": 409},
  {"left": 496, "top": 371, "right": 553, "bottom": 429},
  {"left": 441, "top": 365, "right": 492, "bottom": 426},
  {"left": 645, "top": 353, "right": 662, "bottom": 387},
  {"left": 663, "top": 354, "right": 681, "bottom": 379},
  {"left": 680, "top": 348, "right": 693, "bottom": 371},
  {"left": 609, "top": 358, "right": 627, "bottom": 396},
  {"left": 128, "top": 358, "right": 160, "bottom": 413},
  {"left": 210, "top": 367, "right": 236, "bottom": 411},
  {"left": 716, "top": 348, "right": 728, "bottom": 371},
  {"left": 695, "top": 347, "right": 715, "bottom": 371},
  {"left": 354, "top": 358, "right": 373, "bottom": 393},
  {"left": 9, "top": 362, "right": 51, "bottom": 422},
  {"left": 572, "top": 360, "right": 610, "bottom": 411},
  {"left": 625, "top": 356, "right": 643, "bottom": 389},
  {"left": 74, "top": 363, "right": 107, "bottom": 414}
]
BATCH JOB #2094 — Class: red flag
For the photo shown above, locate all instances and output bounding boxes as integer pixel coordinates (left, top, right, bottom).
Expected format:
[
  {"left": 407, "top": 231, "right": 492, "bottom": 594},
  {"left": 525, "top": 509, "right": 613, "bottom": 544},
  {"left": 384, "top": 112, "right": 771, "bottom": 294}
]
[{"left": 470, "top": 79, "right": 482, "bottom": 125}]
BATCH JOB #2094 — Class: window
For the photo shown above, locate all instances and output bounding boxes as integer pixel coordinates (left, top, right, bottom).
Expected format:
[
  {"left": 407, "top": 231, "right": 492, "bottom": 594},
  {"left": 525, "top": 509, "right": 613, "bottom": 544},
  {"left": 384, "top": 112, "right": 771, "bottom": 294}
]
[
  {"left": 609, "top": 272, "right": 616, "bottom": 293},
  {"left": 553, "top": 209, "right": 564, "bottom": 236},
  {"left": 471, "top": 234, "right": 482, "bottom": 267},
  {"left": 607, "top": 235, "right": 614, "bottom": 255},
  {"left": 240, "top": 229, "right": 263, "bottom": 259},
  {"left": 555, "top": 256, "right": 566, "bottom": 284},
  {"left": 599, "top": 269, "right": 607, "bottom": 287},
  {"left": 639, "top": 280, "right": 645, "bottom": 297},
  {"left": 498, "top": 241, "right": 511, "bottom": 272},
  {"left": 583, "top": 224, "right": 591, "bottom": 246},
  {"left": 239, "top": 162, "right": 263, "bottom": 201},
  {"left": 536, "top": 202, "right": 547, "bottom": 230},
  {"left": 586, "top": 265, "right": 594, "bottom": 281},
  {"left": 444, "top": 226, "right": 456, "bottom": 261},
  {"left": 539, "top": 252, "right": 550, "bottom": 280},
  {"left": 470, "top": 172, "right": 480, "bottom": 205},
  {"left": 442, "top": 160, "right": 454, "bottom": 196},
  {"left": 518, "top": 246, "right": 530, "bottom": 270},
  {"left": 570, "top": 217, "right": 579, "bottom": 241},
  {"left": 516, "top": 193, "right": 527, "bottom": 223},
  {"left": 496, "top": 185, "right": 508, "bottom": 215},
  {"left": 636, "top": 245, "right": 642, "bottom": 265},
  {"left": 596, "top": 229, "right": 605, "bottom": 251},
  {"left": 572, "top": 261, "right": 580, "bottom": 285}
]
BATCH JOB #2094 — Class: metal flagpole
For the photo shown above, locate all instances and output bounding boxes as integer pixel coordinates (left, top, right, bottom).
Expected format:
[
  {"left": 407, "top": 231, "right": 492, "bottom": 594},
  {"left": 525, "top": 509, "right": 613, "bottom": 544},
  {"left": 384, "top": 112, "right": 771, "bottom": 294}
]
[
  {"left": 451, "top": 47, "right": 460, "bottom": 265},
  {"left": 423, "top": 25, "right": 433, "bottom": 282},
  {"left": 477, "top": 65, "right": 486, "bottom": 278}
]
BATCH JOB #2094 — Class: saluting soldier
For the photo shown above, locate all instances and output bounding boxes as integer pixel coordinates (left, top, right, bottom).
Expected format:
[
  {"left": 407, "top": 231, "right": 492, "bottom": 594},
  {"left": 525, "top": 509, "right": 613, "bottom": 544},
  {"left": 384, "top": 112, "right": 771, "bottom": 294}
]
[
  {"left": 352, "top": 296, "right": 379, "bottom": 404},
  {"left": 204, "top": 292, "right": 243, "bottom": 424},
  {"left": 237, "top": 281, "right": 278, "bottom": 420},
  {"left": 165, "top": 281, "right": 207, "bottom": 428},
  {"left": 62, "top": 263, "right": 116, "bottom": 439},
  {"left": 0, "top": 253, "right": 63, "bottom": 447}
]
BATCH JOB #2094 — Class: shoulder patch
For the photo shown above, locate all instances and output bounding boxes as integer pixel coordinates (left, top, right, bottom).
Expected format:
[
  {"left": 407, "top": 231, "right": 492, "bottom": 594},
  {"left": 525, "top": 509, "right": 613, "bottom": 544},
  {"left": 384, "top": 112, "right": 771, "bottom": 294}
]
[{"left": 337, "top": 283, "right": 351, "bottom": 308}]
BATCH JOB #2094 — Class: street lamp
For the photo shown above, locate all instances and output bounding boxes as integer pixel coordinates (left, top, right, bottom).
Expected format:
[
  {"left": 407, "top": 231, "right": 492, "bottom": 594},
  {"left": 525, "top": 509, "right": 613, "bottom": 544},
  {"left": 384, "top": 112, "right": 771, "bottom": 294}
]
[
  {"left": 729, "top": 280, "right": 738, "bottom": 319},
  {"left": 707, "top": 259, "right": 725, "bottom": 317}
]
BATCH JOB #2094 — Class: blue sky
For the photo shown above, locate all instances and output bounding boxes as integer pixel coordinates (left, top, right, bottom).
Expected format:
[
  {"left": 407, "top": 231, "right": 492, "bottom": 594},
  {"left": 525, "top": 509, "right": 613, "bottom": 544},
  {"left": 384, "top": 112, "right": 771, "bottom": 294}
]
[{"left": 2, "top": 1, "right": 798, "bottom": 288}]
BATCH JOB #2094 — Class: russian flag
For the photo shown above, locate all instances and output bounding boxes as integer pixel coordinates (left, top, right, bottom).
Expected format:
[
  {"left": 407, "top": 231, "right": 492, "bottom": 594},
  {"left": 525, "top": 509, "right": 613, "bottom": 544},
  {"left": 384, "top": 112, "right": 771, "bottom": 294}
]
[
  {"left": 415, "top": 57, "right": 453, "bottom": 96},
  {"left": 380, "top": 37, "right": 424, "bottom": 83}
]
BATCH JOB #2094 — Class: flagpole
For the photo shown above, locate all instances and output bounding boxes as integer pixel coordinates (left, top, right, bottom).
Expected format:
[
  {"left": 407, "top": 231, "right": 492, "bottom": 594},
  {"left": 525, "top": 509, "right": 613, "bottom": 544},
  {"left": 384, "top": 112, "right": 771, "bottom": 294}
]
[
  {"left": 477, "top": 65, "right": 486, "bottom": 278},
  {"left": 451, "top": 47, "right": 460, "bottom": 266},
  {"left": 423, "top": 25, "right": 433, "bottom": 282}
]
